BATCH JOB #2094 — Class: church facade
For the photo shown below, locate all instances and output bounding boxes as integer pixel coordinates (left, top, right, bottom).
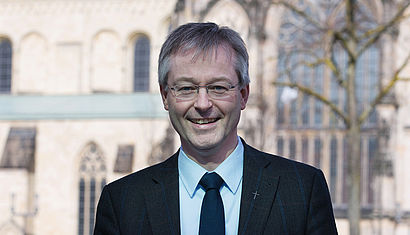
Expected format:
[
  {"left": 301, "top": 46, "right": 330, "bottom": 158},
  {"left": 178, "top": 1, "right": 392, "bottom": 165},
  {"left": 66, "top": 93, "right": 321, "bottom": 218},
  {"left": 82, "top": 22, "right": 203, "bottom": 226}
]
[{"left": 0, "top": 0, "right": 409, "bottom": 234}]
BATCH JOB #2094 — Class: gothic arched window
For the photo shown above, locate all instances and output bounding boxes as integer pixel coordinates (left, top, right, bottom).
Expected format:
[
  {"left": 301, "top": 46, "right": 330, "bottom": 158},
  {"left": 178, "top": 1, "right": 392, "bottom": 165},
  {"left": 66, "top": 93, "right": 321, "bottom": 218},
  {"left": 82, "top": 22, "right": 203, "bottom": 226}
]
[
  {"left": 133, "top": 35, "right": 150, "bottom": 92},
  {"left": 78, "top": 142, "right": 106, "bottom": 235},
  {"left": 275, "top": 0, "right": 380, "bottom": 209},
  {"left": 0, "top": 38, "right": 12, "bottom": 93}
]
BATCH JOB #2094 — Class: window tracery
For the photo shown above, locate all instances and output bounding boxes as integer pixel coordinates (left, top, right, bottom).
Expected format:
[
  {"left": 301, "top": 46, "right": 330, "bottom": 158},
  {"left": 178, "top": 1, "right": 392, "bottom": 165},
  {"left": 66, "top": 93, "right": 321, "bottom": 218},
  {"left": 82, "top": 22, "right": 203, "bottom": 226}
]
[
  {"left": 78, "top": 142, "right": 106, "bottom": 235},
  {"left": 275, "top": 0, "right": 381, "bottom": 210}
]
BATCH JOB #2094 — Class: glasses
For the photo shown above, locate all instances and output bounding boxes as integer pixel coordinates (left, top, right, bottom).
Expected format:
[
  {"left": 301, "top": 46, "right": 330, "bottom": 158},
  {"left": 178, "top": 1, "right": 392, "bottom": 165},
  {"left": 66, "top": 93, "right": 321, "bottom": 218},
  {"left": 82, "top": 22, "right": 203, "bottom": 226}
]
[{"left": 167, "top": 82, "right": 240, "bottom": 101}]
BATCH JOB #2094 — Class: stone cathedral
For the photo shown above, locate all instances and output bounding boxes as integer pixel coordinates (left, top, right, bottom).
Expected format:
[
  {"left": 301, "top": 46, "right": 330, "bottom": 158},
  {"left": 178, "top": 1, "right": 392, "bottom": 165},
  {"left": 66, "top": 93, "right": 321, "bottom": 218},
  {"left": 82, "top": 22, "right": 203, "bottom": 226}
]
[{"left": 0, "top": 0, "right": 409, "bottom": 234}]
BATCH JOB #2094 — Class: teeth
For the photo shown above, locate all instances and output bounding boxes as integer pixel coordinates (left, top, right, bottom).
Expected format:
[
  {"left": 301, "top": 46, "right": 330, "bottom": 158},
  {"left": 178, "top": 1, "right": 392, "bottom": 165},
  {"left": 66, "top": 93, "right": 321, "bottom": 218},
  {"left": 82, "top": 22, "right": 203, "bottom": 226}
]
[{"left": 192, "top": 119, "right": 217, "bottom": 124}]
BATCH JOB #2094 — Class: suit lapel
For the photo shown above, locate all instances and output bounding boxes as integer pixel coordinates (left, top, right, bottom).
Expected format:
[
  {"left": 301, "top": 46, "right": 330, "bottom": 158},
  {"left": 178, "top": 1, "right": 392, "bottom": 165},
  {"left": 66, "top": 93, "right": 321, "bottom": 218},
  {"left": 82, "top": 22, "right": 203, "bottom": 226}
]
[
  {"left": 238, "top": 143, "right": 280, "bottom": 235},
  {"left": 144, "top": 152, "right": 180, "bottom": 235},
  {"left": 143, "top": 142, "right": 280, "bottom": 235}
]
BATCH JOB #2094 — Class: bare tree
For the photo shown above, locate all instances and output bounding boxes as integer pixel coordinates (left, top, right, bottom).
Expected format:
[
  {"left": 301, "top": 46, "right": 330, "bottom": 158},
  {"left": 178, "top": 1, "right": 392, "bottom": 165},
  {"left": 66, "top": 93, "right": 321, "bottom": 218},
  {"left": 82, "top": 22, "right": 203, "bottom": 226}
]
[{"left": 271, "top": 0, "right": 410, "bottom": 234}]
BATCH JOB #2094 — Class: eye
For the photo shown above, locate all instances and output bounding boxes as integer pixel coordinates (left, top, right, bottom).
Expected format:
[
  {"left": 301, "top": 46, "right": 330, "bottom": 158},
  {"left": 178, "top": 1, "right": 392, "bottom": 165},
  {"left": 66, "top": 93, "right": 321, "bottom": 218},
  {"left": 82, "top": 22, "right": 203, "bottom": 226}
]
[
  {"left": 208, "top": 85, "right": 229, "bottom": 94},
  {"left": 177, "top": 85, "right": 197, "bottom": 93}
]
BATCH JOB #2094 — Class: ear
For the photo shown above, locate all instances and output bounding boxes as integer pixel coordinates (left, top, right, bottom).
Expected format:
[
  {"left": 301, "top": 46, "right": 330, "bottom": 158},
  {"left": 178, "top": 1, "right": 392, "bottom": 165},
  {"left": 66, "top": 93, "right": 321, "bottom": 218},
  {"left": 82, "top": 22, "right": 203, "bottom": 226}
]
[
  {"left": 239, "top": 84, "right": 249, "bottom": 110},
  {"left": 160, "top": 85, "right": 169, "bottom": 111}
]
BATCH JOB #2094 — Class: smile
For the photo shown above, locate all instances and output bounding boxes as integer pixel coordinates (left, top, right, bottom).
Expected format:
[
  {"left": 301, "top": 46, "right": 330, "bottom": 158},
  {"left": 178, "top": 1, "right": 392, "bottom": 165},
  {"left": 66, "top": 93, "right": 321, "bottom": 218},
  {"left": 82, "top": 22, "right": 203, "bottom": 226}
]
[{"left": 189, "top": 118, "right": 219, "bottom": 124}]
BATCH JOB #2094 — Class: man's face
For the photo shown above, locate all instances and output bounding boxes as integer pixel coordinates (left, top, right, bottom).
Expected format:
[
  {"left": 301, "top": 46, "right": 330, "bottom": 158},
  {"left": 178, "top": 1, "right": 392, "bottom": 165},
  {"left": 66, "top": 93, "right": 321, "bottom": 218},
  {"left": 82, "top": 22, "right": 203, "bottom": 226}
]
[{"left": 160, "top": 47, "right": 249, "bottom": 156}]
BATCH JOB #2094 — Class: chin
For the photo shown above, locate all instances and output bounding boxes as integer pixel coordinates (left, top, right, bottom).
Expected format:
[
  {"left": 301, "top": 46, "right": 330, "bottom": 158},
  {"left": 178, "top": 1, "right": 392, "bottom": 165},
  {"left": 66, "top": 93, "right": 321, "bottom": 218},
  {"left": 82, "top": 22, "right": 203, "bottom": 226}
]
[
  {"left": 186, "top": 135, "right": 222, "bottom": 151},
  {"left": 192, "top": 140, "right": 219, "bottom": 150}
]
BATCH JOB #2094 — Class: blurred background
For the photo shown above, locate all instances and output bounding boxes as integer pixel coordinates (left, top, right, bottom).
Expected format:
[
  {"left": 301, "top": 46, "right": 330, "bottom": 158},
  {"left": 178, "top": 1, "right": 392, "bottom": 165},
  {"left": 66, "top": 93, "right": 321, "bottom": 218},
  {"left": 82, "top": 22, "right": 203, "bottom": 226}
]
[{"left": 0, "top": 0, "right": 409, "bottom": 234}]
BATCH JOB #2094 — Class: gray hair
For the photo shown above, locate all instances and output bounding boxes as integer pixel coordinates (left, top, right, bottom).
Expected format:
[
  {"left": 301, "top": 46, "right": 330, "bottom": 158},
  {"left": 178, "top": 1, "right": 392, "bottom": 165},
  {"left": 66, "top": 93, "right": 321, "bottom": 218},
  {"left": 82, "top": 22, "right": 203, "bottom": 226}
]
[{"left": 158, "top": 22, "right": 249, "bottom": 87}]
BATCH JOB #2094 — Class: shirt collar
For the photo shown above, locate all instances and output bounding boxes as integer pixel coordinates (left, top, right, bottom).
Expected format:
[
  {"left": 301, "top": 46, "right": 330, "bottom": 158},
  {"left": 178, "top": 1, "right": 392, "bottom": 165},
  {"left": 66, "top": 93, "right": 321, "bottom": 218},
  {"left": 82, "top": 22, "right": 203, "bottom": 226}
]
[{"left": 178, "top": 136, "right": 244, "bottom": 198}]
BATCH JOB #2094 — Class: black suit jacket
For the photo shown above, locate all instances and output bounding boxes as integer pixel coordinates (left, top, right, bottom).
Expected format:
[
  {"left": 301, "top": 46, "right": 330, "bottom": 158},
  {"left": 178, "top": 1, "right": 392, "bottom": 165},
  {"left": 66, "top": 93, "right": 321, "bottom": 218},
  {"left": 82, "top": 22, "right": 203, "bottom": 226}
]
[{"left": 94, "top": 140, "right": 338, "bottom": 235}]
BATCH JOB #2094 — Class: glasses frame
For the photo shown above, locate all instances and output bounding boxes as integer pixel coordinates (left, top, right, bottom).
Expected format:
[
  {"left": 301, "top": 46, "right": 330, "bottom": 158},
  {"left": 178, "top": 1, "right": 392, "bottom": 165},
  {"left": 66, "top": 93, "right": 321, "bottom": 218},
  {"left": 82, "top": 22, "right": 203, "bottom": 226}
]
[{"left": 167, "top": 82, "right": 241, "bottom": 101}]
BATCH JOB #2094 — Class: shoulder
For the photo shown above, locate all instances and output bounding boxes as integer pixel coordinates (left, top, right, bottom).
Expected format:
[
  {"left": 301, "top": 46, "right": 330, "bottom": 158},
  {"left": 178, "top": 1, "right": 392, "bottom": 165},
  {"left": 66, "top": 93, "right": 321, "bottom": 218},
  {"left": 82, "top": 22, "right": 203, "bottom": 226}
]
[
  {"left": 244, "top": 141, "right": 331, "bottom": 200},
  {"left": 244, "top": 141, "right": 322, "bottom": 178},
  {"left": 104, "top": 152, "right": 178, "bottom": 193}
]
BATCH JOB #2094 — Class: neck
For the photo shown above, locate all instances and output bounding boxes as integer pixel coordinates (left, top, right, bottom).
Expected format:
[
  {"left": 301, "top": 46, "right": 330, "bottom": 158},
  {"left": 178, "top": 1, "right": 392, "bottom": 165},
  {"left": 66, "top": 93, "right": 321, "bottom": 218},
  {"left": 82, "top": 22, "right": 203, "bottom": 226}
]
[{"left": 182, "top": 137, "right": 239, "bottom": 171}]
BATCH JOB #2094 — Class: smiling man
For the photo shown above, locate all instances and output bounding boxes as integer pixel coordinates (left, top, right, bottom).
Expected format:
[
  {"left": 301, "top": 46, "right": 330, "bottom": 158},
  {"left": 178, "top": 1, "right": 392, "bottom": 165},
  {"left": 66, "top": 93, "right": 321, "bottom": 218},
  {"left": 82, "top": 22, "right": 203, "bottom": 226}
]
[{"left": 94, "top": 22, "right": 338, "bottom": 235}]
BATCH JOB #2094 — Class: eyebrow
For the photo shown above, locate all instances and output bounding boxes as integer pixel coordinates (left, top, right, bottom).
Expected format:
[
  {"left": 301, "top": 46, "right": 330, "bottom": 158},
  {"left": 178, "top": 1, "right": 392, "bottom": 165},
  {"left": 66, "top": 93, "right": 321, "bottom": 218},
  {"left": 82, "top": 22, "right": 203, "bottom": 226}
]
[{"left": 172, "top": 76, "right": 232, "bottom": 85}]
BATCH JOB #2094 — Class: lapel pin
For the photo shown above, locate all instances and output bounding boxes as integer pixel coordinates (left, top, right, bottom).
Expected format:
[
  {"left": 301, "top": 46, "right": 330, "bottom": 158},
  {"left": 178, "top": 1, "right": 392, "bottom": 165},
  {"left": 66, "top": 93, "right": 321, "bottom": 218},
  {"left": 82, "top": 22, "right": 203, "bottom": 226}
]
[{"left": 252, "top": 191, "right": 260, "bottom": 200}]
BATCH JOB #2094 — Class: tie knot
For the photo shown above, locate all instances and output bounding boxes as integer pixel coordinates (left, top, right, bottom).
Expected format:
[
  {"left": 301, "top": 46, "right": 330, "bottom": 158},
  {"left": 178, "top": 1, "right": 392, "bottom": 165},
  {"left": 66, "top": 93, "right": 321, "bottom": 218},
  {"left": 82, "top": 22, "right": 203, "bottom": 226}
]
[{"left": 199, "top": 172, "right": 224, "bottom": 191}]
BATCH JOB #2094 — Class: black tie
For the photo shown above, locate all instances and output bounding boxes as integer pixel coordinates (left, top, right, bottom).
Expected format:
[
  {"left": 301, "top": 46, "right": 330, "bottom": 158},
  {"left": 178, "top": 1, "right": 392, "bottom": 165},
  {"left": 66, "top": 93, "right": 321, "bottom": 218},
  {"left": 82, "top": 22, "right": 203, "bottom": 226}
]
[{"left": 199, "top": 172, "right": 225, "bottom": 235}]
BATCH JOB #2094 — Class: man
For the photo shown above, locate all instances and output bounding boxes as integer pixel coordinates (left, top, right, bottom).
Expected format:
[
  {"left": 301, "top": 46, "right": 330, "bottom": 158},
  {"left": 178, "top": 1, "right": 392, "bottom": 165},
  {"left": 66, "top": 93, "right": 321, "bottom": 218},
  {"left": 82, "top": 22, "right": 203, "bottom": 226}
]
[{"left": 94, "top": 22, "right": 338, "bottom": 235}]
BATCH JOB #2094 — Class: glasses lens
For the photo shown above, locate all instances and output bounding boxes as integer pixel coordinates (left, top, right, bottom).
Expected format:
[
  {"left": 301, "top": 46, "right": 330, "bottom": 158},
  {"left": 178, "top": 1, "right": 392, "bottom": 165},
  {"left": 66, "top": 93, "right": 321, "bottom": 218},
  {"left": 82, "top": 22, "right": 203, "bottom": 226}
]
[
  {"left": 208, "top": 84, "right": 231, "bottom": 98},
  {"left": 172, "top": 83, "right": 236, "bottom": 100},
  {"left": 174, "top": 85, "right": 196, "bottom": 100}
]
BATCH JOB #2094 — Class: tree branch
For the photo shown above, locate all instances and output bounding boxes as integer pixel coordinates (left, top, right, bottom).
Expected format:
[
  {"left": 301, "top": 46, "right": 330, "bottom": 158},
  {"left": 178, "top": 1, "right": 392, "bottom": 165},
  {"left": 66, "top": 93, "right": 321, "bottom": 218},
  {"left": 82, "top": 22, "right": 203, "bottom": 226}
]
[
  {"left": 276, "top": 49, "right": 320, "bottom": 80},
  {"left": 272, "top": 81, "right": 349, "bottom": 125},
  {"left": 277, "top": 45, "right": 347, "bottom": 88},
  {"left": 277, "top": 47, "right": 346, "bottom": 88},
  {"left": 329, "top": 34, "right": 347, "bottom": 88},
  {"left": 272, "top": 0, "right": 325, "bottom": 31},
  {"left": 333, "top": 31, "right": 357, "bottom": 61},
  {"left": 317, "top": 57, "right": 347, "bottom": 88},
  {"left": 276, "top": 55, "right": 344, "bottom": 87},
  {"left": 345, "top": 0, "right": 357, "bottom": 41},
  {"left": 358, "top": 51, "right": 410, "bottom": 124},
  {"left": 358, "top": 1, "right": 410, "bottom": 56},
  {"left": 276, "top": 59, "right": 311, "bottom": 81}
]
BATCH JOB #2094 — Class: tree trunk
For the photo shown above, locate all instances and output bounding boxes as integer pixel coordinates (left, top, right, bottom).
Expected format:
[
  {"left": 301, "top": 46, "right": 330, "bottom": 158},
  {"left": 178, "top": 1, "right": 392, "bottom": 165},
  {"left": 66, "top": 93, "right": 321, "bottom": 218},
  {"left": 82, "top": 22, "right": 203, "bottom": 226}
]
[
  {"left": 347, "top": 125, "right": 361, "bottom": 235},
  {"left": 346, "top": 16, "right": 360, "bottom": 232}
]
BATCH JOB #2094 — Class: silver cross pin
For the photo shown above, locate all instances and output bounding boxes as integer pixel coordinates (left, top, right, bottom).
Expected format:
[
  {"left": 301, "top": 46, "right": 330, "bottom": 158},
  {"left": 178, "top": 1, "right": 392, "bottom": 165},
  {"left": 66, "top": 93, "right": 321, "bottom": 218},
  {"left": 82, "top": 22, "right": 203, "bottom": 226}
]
[{"left": 252, "top": 191, "right": 260, "bottom": 199}]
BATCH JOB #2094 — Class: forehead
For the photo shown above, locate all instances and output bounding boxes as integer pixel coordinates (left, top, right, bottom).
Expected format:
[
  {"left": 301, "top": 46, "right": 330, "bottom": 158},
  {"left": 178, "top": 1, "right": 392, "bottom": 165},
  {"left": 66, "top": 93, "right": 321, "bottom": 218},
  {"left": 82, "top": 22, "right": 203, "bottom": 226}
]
[
  {"left": 171, "top": 44, "right": 236, "bottom": 66},
  {"left": 167, "top": 44, "right": 239, "bottom": 85}
]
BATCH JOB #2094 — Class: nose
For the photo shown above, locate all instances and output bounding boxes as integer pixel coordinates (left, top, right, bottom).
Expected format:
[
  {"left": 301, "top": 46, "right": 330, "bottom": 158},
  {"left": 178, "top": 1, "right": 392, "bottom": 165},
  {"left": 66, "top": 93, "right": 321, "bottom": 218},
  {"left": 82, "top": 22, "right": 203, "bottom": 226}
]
[{"left": 193, "top": 87, "right": 212, "bottom": 111}]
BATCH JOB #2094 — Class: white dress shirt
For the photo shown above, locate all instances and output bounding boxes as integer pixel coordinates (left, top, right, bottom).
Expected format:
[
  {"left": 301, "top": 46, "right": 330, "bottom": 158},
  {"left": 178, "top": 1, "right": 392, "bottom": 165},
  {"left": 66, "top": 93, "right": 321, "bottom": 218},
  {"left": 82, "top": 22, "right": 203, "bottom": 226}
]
[{"left": 178, "top": 137, "right": 244, "bottom": 235}]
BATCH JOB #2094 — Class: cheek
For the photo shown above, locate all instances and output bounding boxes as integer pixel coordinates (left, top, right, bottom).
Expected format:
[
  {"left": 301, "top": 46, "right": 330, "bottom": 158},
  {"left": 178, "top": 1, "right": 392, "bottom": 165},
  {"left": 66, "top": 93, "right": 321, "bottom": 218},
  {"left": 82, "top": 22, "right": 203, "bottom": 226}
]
[
  {"left": 218, "top": 102, "right": 241, "bottom": 118},
  {"left": 168, "top": 101, "right": 191, "bottom": 117}
]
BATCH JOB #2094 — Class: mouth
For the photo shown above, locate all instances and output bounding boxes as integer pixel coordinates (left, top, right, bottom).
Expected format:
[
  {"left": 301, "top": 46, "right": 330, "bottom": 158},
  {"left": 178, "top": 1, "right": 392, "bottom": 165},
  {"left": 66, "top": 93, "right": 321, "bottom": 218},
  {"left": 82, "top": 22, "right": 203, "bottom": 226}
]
[{"left": 188, "top": 118, "right": 220, "bottom": 125}]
